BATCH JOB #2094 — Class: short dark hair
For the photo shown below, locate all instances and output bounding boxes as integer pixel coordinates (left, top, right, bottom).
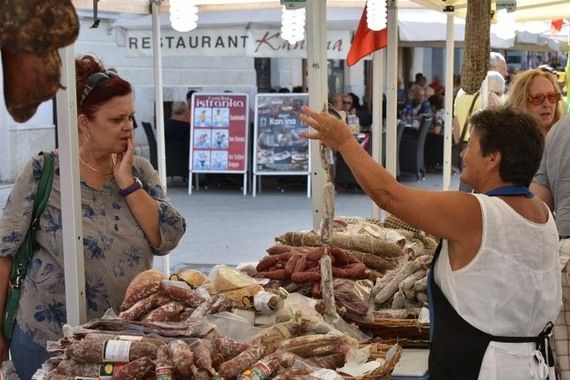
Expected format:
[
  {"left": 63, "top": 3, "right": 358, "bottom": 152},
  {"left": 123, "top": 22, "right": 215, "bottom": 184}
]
[{"left": 469, "top": 107, "right": 544, "bottom": 186}]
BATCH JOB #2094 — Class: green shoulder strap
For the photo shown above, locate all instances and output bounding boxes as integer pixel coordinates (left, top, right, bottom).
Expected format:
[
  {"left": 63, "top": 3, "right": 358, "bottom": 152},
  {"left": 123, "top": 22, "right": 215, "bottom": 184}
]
[{"left": 3, "top": 152, "right": 54, "bottom": 342}]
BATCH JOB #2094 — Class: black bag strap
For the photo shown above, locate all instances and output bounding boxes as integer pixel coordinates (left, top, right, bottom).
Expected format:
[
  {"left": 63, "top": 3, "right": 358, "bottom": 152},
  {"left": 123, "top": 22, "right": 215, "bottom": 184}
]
[
  {"left": 9, "top": 152, "right": 54, "bottom": 289},
  {"left": 459, "top": 91, "right": 480, "bottom": 143}
]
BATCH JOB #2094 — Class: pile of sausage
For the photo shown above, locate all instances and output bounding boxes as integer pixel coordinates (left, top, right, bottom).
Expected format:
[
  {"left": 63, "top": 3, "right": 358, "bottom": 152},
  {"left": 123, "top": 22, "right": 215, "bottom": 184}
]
[
  {"left": 119, "top": 280, "right": 238, "bottom": 323},
  {"left": 45, "top": 318, "right": 370, "bottom": 380},
  {"left": 254, "top": 245, "right": 371, "bottom": 298}
]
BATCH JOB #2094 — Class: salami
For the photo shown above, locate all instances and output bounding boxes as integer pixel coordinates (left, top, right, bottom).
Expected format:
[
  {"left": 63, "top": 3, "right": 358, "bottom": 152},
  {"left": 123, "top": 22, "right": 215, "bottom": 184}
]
[
  {"left": 213, "top": 335, "right": 250, "bottom": 360},
  {"left": 111, "top": 356, "right": 154, "bottom": 380},
  {"left": 119, "top": 293, "right": 170, "bottom": 321},
  {"left": 66, "top": 340, "right": 157, "bottom": 364},
  {"left": 160, "top": 281, "right": 205, "bottom": 307},
  {"left": 193, "top": 341, "right": 215, "bottom": 375},
  {"left": 218, "top": 345, "right": 265, "bottom": 379},
  {"left": 142, "top": 301, "right": 184, "bottom": 322},
  {"left": 120, "top": 281, "right": 161, "bottom": 311},
  {"left": 168, "top": 339, "right": 194, "bottom": 377}
]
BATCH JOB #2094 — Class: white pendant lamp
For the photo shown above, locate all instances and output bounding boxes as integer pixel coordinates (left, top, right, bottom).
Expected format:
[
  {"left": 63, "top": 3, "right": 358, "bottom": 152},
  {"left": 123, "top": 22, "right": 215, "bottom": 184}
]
[
  {"left": 366, "top": 0, "right": 387, "bottom": 31},
  {"left": 281, "top": 5, "right": 306, "bottom": 45},
  {"left": 170, "top": 0, "right": 199, "bottom": 32}
]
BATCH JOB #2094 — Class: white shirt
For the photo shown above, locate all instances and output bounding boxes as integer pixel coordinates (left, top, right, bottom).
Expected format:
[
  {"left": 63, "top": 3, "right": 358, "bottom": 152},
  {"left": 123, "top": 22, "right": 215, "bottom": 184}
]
[{"left": 435, "top": 193, "right": 561, "bottom": 379}]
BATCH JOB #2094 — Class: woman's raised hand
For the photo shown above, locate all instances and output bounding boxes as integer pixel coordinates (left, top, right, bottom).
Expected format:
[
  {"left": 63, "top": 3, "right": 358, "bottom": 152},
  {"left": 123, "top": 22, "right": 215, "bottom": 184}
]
[{"left": 300, "top": 106, "right": 354, "bottom": 152}]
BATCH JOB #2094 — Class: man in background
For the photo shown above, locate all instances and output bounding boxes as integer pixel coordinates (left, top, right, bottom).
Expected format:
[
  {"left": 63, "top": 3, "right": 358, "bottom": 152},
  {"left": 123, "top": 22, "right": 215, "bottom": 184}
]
[{"left": 165, "top": 101, "right": 190, "bottom": 144}]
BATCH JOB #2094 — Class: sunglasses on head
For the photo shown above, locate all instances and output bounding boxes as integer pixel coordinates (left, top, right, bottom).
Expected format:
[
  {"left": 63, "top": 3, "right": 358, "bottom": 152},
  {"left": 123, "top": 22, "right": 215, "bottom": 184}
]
[
  {"left": 80, "top": 70, "right": 118, "bottom": 107},
  {"left": 527, "top": 92, "right": 561, "bottom": 106}
]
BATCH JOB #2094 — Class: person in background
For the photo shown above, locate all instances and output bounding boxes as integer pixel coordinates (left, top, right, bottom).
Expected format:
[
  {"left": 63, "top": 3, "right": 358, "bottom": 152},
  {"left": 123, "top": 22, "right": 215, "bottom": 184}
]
[
  {"left": 301, "top": 105, "right": 560, "bottom": 380},
  {"left": 429, "top": 75, "right": 444, "bottom": 95},
  {"left": 185, "top": 90, "right": 196, "bottom": 123},
  {"left": 505, "top": 68, "right": 563, "bottom": 135},
  {"left": 531, "top": 113, "right": 570, "bottom": 379},
  {"left": 165, "top": 101, "right": 190, "bottom": 144},
  {"left": 0, "top": 55, "right": 186, "bottom": 379},
  {"left": 403, "top": 84, "right": 432, "bottom": 130},
  {"left": 453, "top": 52, "right": 507, "bottom": 192},
  {"left": 425, "top": 94, "right": 445, "bottom": 171},
  {"left": 413, "top": 72, "right": 427, "bottom": 89}
]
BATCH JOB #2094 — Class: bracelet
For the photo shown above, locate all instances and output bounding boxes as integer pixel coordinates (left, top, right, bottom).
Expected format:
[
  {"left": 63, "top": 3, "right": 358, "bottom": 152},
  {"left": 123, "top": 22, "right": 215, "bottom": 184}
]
[{"left": 119, "top": 177, "right": 142, "bottom": 197}]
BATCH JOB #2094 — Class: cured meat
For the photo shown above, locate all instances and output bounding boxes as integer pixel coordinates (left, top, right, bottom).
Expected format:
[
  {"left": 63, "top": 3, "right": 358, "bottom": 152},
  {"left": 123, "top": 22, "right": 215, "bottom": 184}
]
[
  {"left": 0, "top": 0, "right": 79, "bottom": 53},
  {"left": 168, "top": 339, "right": 194, "bottom": 377},
  {"left": 54, "top": 360, "right": 101, "bottom": 377},
  {"left": 218, "top": 345, "right": 265, "bottom": 379},
  {"left": 141, "top": 301, "right": 184, "bottom": 322},
  {"left": 119, "top": 293, "right": 171, "bottom": 321},
  {"left": 120, "top": 281, "right": 161, "bottom": 311},
  {"left": 213, "top": 335, "right": 250, "bottom": 360},
  {"left": 160, "top": 280, "right": 206, "bottom": 307},
  {"left": 1, "top": 48, "right": 61, "bottom": 122},
  {"left": 193, "top": 341, "right": 215, "bottom": 375},
  {"left": 66, "top": 339, "right": 157, "bottom": 364},
  {"left": 112, "top": 356, "right": 155, "bottom": 380}
]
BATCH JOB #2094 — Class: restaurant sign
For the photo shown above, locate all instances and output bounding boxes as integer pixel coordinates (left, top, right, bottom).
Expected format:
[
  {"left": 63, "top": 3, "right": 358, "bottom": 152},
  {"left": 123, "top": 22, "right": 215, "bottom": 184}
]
[{"left": 126, "top": 28, "right": 350, "bottom": 59}]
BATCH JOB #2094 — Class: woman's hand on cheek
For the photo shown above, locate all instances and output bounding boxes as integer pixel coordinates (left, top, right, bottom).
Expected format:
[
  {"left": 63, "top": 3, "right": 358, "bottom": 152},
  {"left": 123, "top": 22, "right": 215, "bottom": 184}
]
[{"left": 114, "top": 138, "right": 135, "bottom": 188}]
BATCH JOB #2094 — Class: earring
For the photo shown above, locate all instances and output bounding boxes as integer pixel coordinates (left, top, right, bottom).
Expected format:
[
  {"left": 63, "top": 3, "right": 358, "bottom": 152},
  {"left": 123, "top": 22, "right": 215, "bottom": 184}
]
[{"left": 84, "top": 134, "right": 91, "bottom": 144}]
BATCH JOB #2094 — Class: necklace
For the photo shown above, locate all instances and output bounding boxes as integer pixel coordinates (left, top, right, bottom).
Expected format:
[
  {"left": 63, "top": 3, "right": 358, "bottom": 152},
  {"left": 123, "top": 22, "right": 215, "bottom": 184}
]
[{"left": 79, "top": 157, "right": 114, "bottom": 176}]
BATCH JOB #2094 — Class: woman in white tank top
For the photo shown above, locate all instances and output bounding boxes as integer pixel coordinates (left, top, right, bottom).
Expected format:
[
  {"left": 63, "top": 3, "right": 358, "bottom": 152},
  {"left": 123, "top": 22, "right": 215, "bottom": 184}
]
[{"left": 300, "top": 106, "right": 561, "bottom": 380}]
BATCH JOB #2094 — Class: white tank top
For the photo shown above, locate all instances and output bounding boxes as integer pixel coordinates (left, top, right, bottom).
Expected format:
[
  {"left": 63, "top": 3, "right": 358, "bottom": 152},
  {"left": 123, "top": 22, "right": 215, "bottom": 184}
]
[
  {"left": 435, "top": 193, "right": 561, "bottom": 379},
  {"left": 435, "top": 193, "right": 561, "bottom": 336}
]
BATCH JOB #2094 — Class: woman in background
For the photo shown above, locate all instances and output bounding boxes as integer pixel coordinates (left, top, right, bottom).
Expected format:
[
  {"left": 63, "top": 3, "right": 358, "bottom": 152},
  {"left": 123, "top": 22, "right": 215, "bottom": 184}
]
[{"left": 506, "top": 68, "right": 563, "bottom": 134}]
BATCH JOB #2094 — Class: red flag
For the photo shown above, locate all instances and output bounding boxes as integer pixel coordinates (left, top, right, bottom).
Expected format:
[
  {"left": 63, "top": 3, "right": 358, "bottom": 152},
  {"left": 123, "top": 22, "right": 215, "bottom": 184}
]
[
  {"left": 346, "top": 5, "right": 388, "bottom": 67},
  {"left": 551, "top": 19, "right": 564, "bottom": 34}
]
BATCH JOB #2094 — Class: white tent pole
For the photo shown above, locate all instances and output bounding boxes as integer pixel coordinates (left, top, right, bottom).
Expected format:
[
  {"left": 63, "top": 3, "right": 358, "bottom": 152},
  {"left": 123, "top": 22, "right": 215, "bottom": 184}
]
[
  {"left": 57, "top": 45, "right": 87, "bottom": 326},
  {"left": 443, "top": 7, "right": 455, "bottom": 191},
  {"left": 385, "top": 0, "right": 398, "bottom": 177},
  {"left": 307, "top": 0, "right": 328, "bottom": 230},
  {"left": 151, "top": 0, "right": 170, "bottom": 275},
  {"left": 371, "top": 50, "right": 384, "bottom": 219}
]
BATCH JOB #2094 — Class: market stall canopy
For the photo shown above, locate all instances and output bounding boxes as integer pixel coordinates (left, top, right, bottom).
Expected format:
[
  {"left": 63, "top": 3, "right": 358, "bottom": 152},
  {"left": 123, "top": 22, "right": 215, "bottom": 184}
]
[
  {"left": 410, "top": 0, "right": 570, "bottom": 22},
  {"left": 113, "top": 7, "right": 558, "bottom": 56}
]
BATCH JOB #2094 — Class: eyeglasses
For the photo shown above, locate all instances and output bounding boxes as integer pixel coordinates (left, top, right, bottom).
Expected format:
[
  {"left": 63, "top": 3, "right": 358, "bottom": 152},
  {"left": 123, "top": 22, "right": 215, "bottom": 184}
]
[
  {"left": 527, "top": 92, "right": 561, "bottom": 106},
  {"left": 80, "top": 70, "right": 118, "bottom": 107}
]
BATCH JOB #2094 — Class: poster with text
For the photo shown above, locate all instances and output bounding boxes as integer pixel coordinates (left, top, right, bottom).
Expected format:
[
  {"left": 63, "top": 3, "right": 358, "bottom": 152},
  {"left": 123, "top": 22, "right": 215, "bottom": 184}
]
[
  {"left": 253, "top": 93, "right": 309, "bottom": 174},
  {"left": 190, "top": 93, "right": 248, "bottom": 173}
]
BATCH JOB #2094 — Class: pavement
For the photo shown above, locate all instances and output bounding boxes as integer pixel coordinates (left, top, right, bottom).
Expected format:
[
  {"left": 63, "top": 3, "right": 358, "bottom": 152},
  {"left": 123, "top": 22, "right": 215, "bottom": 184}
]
[{"left": 0, "top": 171, "right": 459, "bottom": 273}]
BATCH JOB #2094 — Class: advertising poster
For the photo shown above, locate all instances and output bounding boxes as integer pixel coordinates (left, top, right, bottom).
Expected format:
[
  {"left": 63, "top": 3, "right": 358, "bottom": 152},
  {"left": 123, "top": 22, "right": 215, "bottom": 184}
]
[
  {"left": 253, "top": 93, "right": 310, "bottom": 174},
  {"left": 190, "top": 93, "right": 248, "bottom": 173}
]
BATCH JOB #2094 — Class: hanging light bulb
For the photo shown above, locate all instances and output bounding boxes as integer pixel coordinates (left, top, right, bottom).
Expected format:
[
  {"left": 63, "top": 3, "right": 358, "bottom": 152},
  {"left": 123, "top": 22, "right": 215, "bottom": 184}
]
[
  {"left": 281, "top": 5, "right": 306, "bottom": 45},
  {"left": 493, "top": 9, "right": 516, "bottom": 40},
  {"left": 170, "top": 0, "right": 199, "bottom": 33},
  {"left": 366, "top": 0, "right": 387, "bottom": 31}
]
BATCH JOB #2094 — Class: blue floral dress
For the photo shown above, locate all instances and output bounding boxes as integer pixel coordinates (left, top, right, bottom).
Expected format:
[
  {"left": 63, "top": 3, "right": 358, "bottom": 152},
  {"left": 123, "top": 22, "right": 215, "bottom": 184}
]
[{"left": 0, "top": 152, "right": 186, "bottom": 346}]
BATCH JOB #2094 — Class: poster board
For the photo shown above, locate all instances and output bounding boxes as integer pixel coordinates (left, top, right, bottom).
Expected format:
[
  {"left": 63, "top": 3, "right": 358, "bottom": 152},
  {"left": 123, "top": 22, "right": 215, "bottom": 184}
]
[
  {"left": 189, "top": 93, "right": 249, "bottom": 194},
  {"left": 253, "top": 93, "right": 310, "bottom": 175}
]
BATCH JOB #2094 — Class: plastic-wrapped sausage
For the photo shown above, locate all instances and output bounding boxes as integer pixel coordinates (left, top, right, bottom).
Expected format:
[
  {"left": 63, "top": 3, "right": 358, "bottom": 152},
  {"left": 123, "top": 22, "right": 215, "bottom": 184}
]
[
  {"left": 120, "top": 281, "right": 161, "bottom": 311},
  {"left": 266, "top": 244, "right": 293, "bottom": 255},
  {"left": 168, "top": 339, "right": 194, "bottom": 377},
  {"left": 66, "top": 339, "right": 157, "bottom": 364},
  {"left": 111, "top": 356, "right": 154, "bottom": 380},
  {"left": 141, "top": 301, "right": 184, "bottom": 322},
  {"left": 160, "top": 280, "right": 205, "bottom": 307},
  {"left": 213, "top": 335, "right": 250, "bottom": 360},
  {"left": 218, "top": 345, "right": 265, "bottom": 379}
]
